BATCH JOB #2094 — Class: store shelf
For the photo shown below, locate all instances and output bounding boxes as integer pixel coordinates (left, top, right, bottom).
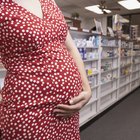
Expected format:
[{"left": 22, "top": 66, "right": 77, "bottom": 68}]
[
  {"left": 77, "top": 46, "right": 98, "bottom": 49},
  {"left": 102, "top": 45, "right": 119, "bottom": 48},
  {"left": 79, "top": 111, "right": 97, "bottom": 127},
  {"left": 132, "top": 69, "right": 140, "bottom": 73},
  {"left": 91, "top": 85, "right": 99, "bottom": 89},
  {"left": 133, "top": 55, "right": 140, "bottom": 57},
  {"left": 79, "top": 102, "right": 97, "bottom": 126},
  {"left": 100, "top": 88, "right": 118, "bottom": 98},
  {"left": 131, "top": 77, "right": 140, "bottom": 83},
  {"left": 86, "top": 46, "right": 99, "bottom": 49},
  {"left": 118, "top": 90, "right": 130, "bottom": 100},
  {"left": 101, "top": 78, "right": 118, "bottom": 86},
  {"left": 101, "top": 67, "right": 118, "bottom": 74},
  {"left": 101, "top": 56, "right": 118, "bottom": 60},
  {"left": 83, "top": 58, "right": 98, "bottom": 62},
  {"left": 100, "top": 98, "right": 116, "bottom": 112},
  {"left": 120, "top": 63, "right": 132, "bottom": 68},
  {"left": 133, "top": 49, "right": 140, "bottom": 51},
  {"left": 121, "top": 56, "right": 132, "bottom": 58},
  {"left": 121, "top": 47, "right": 132, "bottom": 50},
  {"left": 1, "top": 29, "right": 138, "bottom": 128},
  {"left": 87, "top": 72, "right": 99, "bottom": 77},
  {"left": 133, "top": 62, "right": 140, "bottom": 65},
  {"left": 119, "top": 81, "right": 130, "bottom": 88},
  {"left": 120, "top": 73, "right": 131, "bottom": 79},
  {"left": 86, "top": 98, "right": 98, "bottom": 106}
]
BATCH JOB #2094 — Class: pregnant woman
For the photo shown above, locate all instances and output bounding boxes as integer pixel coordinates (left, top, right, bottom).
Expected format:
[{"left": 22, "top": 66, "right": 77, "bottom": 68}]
[{"left": 0, "top": 0, "right": 91, "bottom": 139}]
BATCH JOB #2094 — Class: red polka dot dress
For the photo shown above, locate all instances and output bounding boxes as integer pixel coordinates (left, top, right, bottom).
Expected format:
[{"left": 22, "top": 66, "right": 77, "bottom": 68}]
[{"left": 0, "top": 0, "right": 83, "bottom": 139}]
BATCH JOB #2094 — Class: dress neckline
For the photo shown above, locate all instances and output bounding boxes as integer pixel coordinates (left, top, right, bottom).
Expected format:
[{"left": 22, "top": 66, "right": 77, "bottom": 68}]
[{"left": 11, "top": 0, "right": 44, "bottom": 20}]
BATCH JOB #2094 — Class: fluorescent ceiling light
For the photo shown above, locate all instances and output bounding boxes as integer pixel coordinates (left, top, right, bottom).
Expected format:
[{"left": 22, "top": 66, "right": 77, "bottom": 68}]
[
  {"left": 85, "top": 5, "right": 112, "bottom": 14},
  {"left": 103, "top": 9, "right": 111, "bottom": 13},
  {"left": 118, "top": 0, "right": 140, "bottom": 10},
  {"left": 85, "top": 5, "right": 103, "bottom": 14}
]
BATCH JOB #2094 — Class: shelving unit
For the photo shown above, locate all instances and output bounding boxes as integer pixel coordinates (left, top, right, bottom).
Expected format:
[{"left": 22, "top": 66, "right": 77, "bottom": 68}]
[
  {"left": 70, "top": 28, "right": 140, "bottom": 126},
  {"left": 131, "top": 42, "right": 140, "bottom": 91},
  {"left": 99, "top": 36, "right": 119, "bottom": 115},
  {"left": 70, "top": 29, "right": 100, "bottom": 126},
  {"left": 118, "top": 40, "right": 132, "bottom": 99},
  {"left": 0, "top": 28, "right": 140, "bottom": 127}
]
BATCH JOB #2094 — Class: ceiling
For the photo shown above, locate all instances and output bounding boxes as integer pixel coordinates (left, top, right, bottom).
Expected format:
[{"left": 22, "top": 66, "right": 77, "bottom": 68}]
[{"left": 55, "top": 0, "right": 140, "bottom": 19}]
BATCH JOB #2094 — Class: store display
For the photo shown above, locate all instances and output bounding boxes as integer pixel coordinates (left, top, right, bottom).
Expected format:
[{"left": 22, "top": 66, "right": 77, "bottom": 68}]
[
  {"left": 1, "top": 28, "right": 140, "bottom": 127},
  {"left": 86, "top": 67, "right": 98, "bottom": 76},
  {"left": 73, "top": 36, "right": 100, "bottom": 48},
  {"left": 130, "top": 25, "right": 138, "bottom": 40},
  {"left": 101, "top": 38, "right": 118, "bottom": 47},
  {"left": 101, "top": 49, "right": 118, "bottom": 58},
  {"left": 101, "top": 62, "right": 112, "bottom": 72},
  {"left": 88, "top": 76, "right": 96, "bottom": 87}
]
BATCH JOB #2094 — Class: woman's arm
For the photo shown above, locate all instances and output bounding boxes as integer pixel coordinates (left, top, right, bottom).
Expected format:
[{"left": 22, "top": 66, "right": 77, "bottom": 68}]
[
  {"left": 65, "top": 31, "right": 91, "bottom": 95},
  {"left": 54, "top": 31, "right": 92, "bottom": 117}
]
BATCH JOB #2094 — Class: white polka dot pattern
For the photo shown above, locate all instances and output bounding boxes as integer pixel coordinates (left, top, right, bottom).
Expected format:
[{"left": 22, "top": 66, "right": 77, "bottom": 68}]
[{"left": 0, "top": 0, "right": 82, "bottom": 139}]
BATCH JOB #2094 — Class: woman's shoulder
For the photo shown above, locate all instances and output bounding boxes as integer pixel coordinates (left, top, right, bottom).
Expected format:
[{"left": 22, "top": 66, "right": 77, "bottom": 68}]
[{"left": 0, "top": 2, "right": 12, "bottom": 23}]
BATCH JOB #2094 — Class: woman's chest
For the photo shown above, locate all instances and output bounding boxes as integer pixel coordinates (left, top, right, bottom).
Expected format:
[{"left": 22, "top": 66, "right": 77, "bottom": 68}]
[
  {"left": 0, "top": 1, "right": 68, "bottom": 51},
  {"left": 12, "top": 0, "right": 43, "bottom": 20}
]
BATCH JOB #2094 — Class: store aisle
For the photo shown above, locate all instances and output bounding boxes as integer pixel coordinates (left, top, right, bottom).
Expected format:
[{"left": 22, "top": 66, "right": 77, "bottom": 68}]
[{"left": 80, "top": 87, "right": 140, "bottom": 140}]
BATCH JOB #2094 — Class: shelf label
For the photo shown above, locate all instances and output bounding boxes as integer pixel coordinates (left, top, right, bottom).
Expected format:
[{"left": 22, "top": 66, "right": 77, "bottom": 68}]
[
  {"left": 70, "top": 27, "right": 78, "bottom": 31},
  {"left": 82, "top": 29, "right": 90, "bottom": 33}
]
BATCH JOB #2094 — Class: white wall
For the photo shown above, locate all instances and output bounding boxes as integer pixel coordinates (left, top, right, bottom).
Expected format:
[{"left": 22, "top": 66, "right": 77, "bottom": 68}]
[
  {"left": 81, "top": 18, "right": 95, "bottom": 30},
  {"left": 62, "top": 11, "right": 107, "bottom": 35},
  {"left": 82, "top": 17, "right": 107, "bottom": 35}
]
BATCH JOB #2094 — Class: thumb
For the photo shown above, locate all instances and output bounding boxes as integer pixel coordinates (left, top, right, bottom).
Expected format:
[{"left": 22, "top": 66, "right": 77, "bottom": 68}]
[{"left": 69, "top": 92, "right": 85, "bottom": 105}]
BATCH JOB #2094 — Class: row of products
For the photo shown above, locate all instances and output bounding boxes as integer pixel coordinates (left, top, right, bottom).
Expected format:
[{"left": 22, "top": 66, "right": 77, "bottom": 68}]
[
  {"left": 101, "top": 49, "right": 118, "bottom": 58},
  {"left": 101, "top": 73, "right": 117, "bottom": 84},
  {"left": 101, "top": 62, "right": 112, "bottom": 72},
  {"left": 131, "top": 51, "right": 140, "bottom": 56},
  {"left": 132, "top": 65, "right": 139, "bottom": 72},
  {"left": 88, "top": 76, "right": 96, "bottom": 87},
  {"left": 73, "top": 36, "right": 100, "bottom": 48},
  {"left": 120, "top": 61, "right": 131, "bottom": 67},
  {"left": 78, "top": 48, "right": 98, "bottom": 60},
  {"left": 121, "top": 41, "right": 132, "bottom": 49},
  {"left": 120, "top": 68, "right": 130, "bottom": 76},
  {"left": 130, "top": 25, "right": 138, "bottom": 40},
  {"left": 121, "top": 48, "right": 131, "bottom": 57},
  {"left": 133, "top": 44, "right": 140, "bottom": 50},
  {"left": 133, "top": 58, "right": 140, "bottom": 64},
  {"left": 101, "top": 38, "right": 118, "bottom": 47},
  {"left": 85, "top": 67, "right": 98, "bottom": 76}
]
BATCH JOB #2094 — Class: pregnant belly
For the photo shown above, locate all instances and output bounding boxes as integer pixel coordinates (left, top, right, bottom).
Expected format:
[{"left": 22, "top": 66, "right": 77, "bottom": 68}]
[{"left": 1, "top": 57, "right": 82, "bottom": 110}]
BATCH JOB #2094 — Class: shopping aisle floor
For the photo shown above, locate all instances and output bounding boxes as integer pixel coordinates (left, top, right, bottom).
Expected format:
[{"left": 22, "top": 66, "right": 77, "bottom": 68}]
[{"left": 80, "top": 87, "right": 140, "bottom": 140}]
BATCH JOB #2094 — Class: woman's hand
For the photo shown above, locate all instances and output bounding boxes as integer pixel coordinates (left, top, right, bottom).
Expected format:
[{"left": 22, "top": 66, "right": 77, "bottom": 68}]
[{"left": 53, "top": 90, "right": 92, "bottom": 117}]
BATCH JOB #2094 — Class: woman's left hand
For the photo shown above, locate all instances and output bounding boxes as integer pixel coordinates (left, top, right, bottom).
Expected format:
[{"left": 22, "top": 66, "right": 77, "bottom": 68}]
[{"left": 53, "top": 91, "right": 92, "bottom": 117}]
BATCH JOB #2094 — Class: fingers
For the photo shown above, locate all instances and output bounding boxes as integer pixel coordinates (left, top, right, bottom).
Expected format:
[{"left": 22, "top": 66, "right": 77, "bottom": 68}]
[
  {"left": 53, "top": 101, "right": 85, "bottom": 117},
  {"left": 69, "top": 91, "right": 86, "bottom": 105},
  {"left": 56, "top": 102, "right": 84, "bottom": 111},
  {"left": 53, "top": 91, "right": 92, "bottom": 117}
]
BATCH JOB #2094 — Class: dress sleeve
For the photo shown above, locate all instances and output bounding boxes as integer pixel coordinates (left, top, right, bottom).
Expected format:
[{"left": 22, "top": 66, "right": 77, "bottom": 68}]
[{"left": 49, "top": 0, "right": 67, "bottom": 22}]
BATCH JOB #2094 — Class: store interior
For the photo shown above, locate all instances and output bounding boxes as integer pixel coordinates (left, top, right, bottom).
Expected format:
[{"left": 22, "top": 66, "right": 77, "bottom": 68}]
[
  {"left": 0, "top": 0, "right": 140, "bottom": 139},
  {"left": 54, "top": 0, "right": 140, "bottom": 139},
  {"left": 56, "top": 0, "right": 140, "bottom": 38}
]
